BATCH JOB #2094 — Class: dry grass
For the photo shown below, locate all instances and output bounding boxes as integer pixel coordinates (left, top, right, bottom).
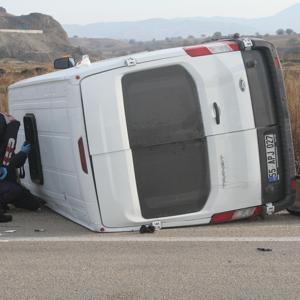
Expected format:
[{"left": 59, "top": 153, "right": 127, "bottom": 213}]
[
  {"left": 0, "top": 62, "right": 52, "bottom": 111},
  {"left": 284, "top": 67, "right": 300, "bottom": 174},
  {"left": 0, "top": 72, "right": 20, "bottom": 111}
]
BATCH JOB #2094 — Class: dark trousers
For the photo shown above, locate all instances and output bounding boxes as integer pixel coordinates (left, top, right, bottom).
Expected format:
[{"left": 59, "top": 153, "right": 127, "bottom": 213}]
[{"left": 0, "top": 181, "right": 40, "bottom": 211}]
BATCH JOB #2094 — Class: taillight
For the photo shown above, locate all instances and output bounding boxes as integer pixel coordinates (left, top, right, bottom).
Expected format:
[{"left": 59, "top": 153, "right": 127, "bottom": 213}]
[
  {"left": 78, "top": 137, "right": 88, "bottom": 174},
  {"left": 210, "top": 211, "right": 235, "bottom": 224},
  {"left": 184, "top": 46, "right": 212, "bottom": 57},
  {"left": 184, "top": 41, "right": 240, "bottom": 57},
  {"left": 226, "top": 41, "right": 240, "bottom": 51},
  {"left": 211, "top": 206, "right": 262, "bottom": 224},
  {"left": 291, "top": 178, "right": 297, "bottom": 191},
  {"left": 274, "top": 56, "right": 282, "bottom": 69}
]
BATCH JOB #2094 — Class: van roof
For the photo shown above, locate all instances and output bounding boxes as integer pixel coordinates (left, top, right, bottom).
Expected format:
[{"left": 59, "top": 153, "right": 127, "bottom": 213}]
[{"left": 9, "top": 47, "right": 186, "bottom": 89}]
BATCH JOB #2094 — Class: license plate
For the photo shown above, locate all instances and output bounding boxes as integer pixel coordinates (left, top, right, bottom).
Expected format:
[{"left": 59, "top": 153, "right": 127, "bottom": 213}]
[{"left": 264, "top": 134, "right": 280, "bottom": 183}]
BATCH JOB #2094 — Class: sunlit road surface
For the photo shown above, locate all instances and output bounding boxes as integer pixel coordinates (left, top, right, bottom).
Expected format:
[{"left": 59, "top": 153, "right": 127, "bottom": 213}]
[{"left": 0, "top": 208, "right": 300, "bottom": 299}]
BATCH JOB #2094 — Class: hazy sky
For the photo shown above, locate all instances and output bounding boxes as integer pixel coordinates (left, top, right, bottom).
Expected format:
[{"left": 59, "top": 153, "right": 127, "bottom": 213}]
[{"left": 1, "top": 0, "right": 299, "bottom": 24}]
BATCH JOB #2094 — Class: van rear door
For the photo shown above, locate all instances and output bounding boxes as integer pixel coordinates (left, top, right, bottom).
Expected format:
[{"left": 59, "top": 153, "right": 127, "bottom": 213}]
[
  {"left": 184, "top": 45, "right": 256, "bottom": 136},
  {"left": 183, "top": 45, "right": 262, "bottom": 214},
  {"left": 122, "top": 65, "right": 210, "bottom": 219},
  {"left": 81, "top": 58, "right": 212, "bottom": 227}
]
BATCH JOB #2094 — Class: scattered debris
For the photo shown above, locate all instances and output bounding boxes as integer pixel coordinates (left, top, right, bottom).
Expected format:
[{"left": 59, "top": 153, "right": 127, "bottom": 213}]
[
  {"left": 4, "top": 229, "right": 16, "bottom": 233},
  {"left": 34, "top": 228, "right": 46, "bottom": 232},
  {"left": 257, "top": 247, "right": 272, "bottom": 252}
]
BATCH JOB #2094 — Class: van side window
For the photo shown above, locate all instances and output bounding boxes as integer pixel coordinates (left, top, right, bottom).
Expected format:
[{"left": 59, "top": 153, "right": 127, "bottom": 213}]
[
  {"left": 23, "top": 114, "right": 44, "bottom": 185},
  {"left": 122, "top": 65, "right": 204, "bottom": 147}
]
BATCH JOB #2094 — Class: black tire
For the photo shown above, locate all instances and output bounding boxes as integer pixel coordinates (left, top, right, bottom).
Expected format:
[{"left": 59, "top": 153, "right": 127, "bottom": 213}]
[{"left": 287, "top": 209, "right": 300, "bottom": 216}]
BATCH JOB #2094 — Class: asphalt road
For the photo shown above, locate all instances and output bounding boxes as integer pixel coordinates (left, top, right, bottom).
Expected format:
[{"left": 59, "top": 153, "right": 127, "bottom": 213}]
[{"left": 1, "top": 208, "right": 300, "bottom": 299}]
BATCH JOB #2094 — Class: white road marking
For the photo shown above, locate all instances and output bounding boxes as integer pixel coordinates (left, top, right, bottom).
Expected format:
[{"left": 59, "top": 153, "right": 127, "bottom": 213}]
[{"left": 1, "top": 236, "right": 300, "bottom": 242}]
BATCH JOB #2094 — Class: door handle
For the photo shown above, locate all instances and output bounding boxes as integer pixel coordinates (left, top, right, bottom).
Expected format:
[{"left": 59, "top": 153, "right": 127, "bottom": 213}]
[{"left": 213, "top": 102, "right": 221, "bottom": 125}]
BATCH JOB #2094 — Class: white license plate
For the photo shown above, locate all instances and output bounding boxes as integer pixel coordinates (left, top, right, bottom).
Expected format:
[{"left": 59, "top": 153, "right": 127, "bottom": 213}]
[{"left": 264, "top": 134, "right": 280, "bottom": 183}]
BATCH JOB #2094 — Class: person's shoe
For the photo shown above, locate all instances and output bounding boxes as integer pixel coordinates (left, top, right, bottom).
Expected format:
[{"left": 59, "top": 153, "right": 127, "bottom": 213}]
[
  {"left": 0, "top": 213, "right": 12, "bottom": 223},
  {"left": 14, "top": 192, "right": 46, "bottom": 211},
  {"left": 38, "top": 197, "right": 46, "bottom": 207},
  {"left": 2, "top": 203, "right": 9, "bottom": 213}
]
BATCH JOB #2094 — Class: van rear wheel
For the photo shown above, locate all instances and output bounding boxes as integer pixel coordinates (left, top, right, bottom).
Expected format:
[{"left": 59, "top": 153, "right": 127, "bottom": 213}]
[{"left": 287, "top": 209, "right": 300, "bottom": 216}]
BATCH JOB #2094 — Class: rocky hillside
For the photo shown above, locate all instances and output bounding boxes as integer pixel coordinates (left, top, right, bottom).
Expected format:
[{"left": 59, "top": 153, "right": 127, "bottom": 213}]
[
  {"left": 64, "top": 3, "right": 300, "bottom": 40},
  {"left": 0, "top": 7, "right": 83, "bottom": 62}
]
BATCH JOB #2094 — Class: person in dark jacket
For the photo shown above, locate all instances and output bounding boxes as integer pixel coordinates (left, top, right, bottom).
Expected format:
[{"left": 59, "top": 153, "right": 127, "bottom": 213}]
[
  {"left": 0, "top": 113, "right": 43, "bottom": 222},
  {"left": 0, "top": 166, "right": 11, "bottom": 222}
]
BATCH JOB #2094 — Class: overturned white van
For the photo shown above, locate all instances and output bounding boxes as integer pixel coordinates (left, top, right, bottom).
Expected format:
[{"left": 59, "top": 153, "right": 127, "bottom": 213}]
[{"left": 8, "top": 38, "right": 296, "bottom": 232}]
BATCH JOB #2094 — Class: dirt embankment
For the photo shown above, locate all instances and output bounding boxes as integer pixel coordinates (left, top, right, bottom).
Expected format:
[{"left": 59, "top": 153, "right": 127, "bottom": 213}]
[{"left": 0, "top": 8, "right": 83, "bottom": 63}]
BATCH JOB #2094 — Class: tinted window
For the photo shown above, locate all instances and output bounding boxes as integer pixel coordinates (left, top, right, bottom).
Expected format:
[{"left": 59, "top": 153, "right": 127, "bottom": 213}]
[
  {"left": 243, "top": 50, "right": 277, "bottom": 127},
  {"left": 122, "top": 65, "right": 204, "bottom": 148},
  {"left": 122, "top": 65, "right": 210, "bottom": 219}
]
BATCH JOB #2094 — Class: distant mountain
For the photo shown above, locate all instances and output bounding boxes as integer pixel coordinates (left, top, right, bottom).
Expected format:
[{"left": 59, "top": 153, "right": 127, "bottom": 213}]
[
  {"left": 0, "top": 7, "right": 82, "bottom": 62},
  {"left": 64, "top": 3, "right": 300, "bottom": 40}
]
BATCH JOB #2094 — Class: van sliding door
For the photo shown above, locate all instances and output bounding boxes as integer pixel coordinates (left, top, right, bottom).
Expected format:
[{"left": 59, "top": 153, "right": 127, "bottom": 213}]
[{"left": 122, "top": 65, "right": 210, "bottom": 219}]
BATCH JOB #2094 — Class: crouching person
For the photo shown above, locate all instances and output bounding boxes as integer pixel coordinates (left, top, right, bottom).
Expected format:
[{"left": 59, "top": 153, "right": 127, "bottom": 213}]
[{"left": 0, "top": 113, "right": 43, "bottom": 223}]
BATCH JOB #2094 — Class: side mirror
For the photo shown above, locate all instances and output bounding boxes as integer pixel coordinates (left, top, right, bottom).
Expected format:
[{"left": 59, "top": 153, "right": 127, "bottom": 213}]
[{"left": 54, "top": 57, "right": 75, "bottom": 70}]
